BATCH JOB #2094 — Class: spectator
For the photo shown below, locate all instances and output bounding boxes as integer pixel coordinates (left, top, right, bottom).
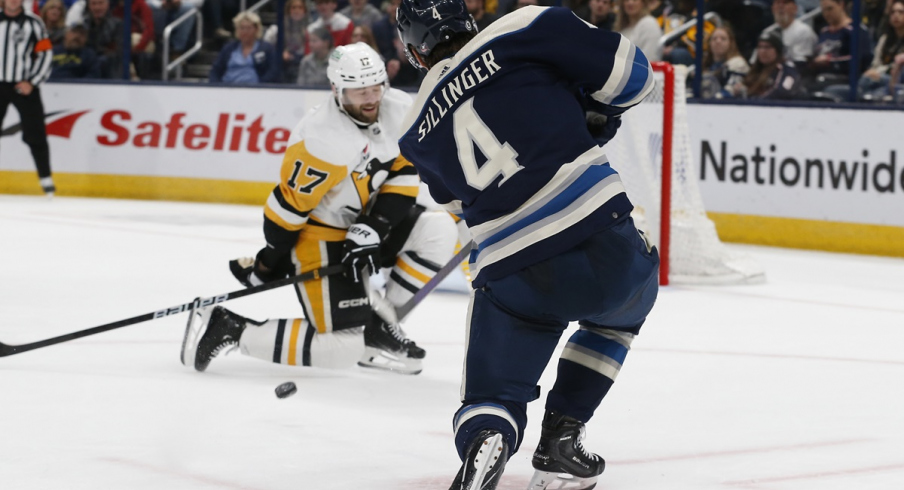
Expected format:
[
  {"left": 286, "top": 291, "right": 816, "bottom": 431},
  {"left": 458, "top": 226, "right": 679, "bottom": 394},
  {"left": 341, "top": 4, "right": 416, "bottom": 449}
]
[
  {"left": 709, "top": 0, "right": 774, "bottom": 58},
  {"left": 340, "top": 0, "right": 382, "bottom": 28},
  {"left": 264, "top": 0, "right": 310, "bottom": 82},
  {"left": 615, "top": 0, "right": 663, "bottom": 61},
  {"left": 808, "top": 0, "right": 872, "bottom": 81},
  {"left": 370, "top": 0, "right": 417, "bottom": 84},
  {"left": 111, "top": 0, "right": 154, "bottom": 56},
  {"left": 743, "top": 30, "right": 806, "bottom": 100},
  {"left": 513, "top": 0, "right": 541, "bottom": 8},
  {"left": 891, "top": 52, "right": 904, "bottom": 100},
  {"left": 647, "top": 0, "right": 666, "bottom": 18},
  {"left": 209, "top": 11, "right": 279, "bottom": 84},
  {"left": 41, "top": 0, "right": 66, "bottom": 46},
  {"left": 578, "top": 0, "right": 615, "bottom": 30},
  {"left": 350, "top": 23, "right": 378, "bottom": 50},
  {"left": 147, "top": 0, "right": 203, "bottom": 55},
  {"left": 308, "top": 0, "right": 354, "bottom": 47},
  {"left": 371, "top": 0, "right": 399, "bottom": 60},
  {"left": 296, "top": 25, "right": 332, "bottom": 86},
  {"left": 859, "top": 0, "right": 904, "bottom": 100},
  {"left": 701, "top": 25, "right": 750, "bottom": 99},
  {"left": 83, "top": 0, "right": 121, "bottom": 77},
  {"left": 659, "top": 0, "right": 715, "bottom": 66},
  {"left": 50, "top": 23, "right": 101, "bottom": 78},
  {"left": 464, "top": 0, "right": 496, "bottom": 31},
  {"left": 39, "top": 0, "right": 78, "bottom": 6},
  {"left": 201, "top": 0, "right": 237, "bottom": 39},
  {"left": 771, "top": 0, "right": 818, "bottom": 66}
]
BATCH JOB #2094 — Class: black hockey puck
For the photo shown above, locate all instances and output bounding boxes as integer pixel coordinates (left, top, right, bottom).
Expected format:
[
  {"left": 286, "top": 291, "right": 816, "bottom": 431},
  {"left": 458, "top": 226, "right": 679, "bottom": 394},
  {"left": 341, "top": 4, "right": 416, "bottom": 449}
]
[{"left": 275, "top": 381, "right": 297, "bottom": 399}]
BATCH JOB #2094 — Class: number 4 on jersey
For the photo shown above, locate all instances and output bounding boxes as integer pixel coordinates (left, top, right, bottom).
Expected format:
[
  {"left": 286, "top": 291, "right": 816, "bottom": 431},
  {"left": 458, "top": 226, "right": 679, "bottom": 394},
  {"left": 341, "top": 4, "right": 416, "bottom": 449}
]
[{"left": 453, "top": 98, "right": 523, "bottom": 190}]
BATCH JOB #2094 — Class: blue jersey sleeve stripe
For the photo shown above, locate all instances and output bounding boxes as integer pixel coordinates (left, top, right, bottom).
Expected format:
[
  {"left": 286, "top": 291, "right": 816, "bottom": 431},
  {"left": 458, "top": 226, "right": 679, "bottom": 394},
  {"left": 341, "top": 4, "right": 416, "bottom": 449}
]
[
  {"left": 476, "top": 165, "right": 616, "bottom": 251},
  {"left": 592, "top": 35, "right": 632, "bottom": 105},
  {"left": 611, "top": 50, "right": 653, "bottom": 107}
]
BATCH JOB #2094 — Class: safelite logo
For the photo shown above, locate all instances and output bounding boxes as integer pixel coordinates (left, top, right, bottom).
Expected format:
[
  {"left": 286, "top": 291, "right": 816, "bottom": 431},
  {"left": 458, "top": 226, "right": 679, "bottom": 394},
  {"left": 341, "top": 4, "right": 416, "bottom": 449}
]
[
  {"left": 0, "top": 110, "right": 90, "bottom": 138},
  {"left": 2, "top": 110, "right": 291, "bottom": 155},
  {"left": 97, "top": 111, "right": 291, "bottom": 154}
]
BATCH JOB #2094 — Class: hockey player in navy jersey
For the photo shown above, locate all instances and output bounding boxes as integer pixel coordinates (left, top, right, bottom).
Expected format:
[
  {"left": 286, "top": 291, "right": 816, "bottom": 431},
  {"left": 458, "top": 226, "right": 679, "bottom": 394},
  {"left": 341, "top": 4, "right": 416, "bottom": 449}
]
[{"left": 396, "top": 2, "right": 660, "bottom": 489}]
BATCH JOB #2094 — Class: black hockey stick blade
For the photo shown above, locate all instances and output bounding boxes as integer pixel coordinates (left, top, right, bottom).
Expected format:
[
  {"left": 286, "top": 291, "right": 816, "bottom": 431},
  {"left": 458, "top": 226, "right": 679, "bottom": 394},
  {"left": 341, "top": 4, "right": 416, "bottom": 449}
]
[
  {"left": 0, "top": 264, "right": 345, "bottom": 358},
  {"left": 370, "top": 240, "right": 474, "bottom": 324}
]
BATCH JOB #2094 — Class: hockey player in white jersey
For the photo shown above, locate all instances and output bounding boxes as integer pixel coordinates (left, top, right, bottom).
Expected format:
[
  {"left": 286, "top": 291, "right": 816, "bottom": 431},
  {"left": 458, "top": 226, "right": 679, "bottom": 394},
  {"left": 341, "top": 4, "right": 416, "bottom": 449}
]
[
  {"left": 181, "top": 43, "right": 458, "bottom": 375},
  {"left": 397, "top": 1, "right": 660, "bottom": 489}
]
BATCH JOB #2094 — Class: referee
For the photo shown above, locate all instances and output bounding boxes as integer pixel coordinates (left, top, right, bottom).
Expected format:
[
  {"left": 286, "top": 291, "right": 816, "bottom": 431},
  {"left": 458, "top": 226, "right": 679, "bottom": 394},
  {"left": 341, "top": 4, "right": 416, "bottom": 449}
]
[{"left": 0, "top": 0, "right": 54, "bottom": 196}]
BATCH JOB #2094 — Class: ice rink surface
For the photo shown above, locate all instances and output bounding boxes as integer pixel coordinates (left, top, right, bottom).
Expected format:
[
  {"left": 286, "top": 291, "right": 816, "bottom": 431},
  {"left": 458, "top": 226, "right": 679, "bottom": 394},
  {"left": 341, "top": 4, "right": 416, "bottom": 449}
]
[{"left": 1, "top": 195, "right": 902, "bottom": 490}]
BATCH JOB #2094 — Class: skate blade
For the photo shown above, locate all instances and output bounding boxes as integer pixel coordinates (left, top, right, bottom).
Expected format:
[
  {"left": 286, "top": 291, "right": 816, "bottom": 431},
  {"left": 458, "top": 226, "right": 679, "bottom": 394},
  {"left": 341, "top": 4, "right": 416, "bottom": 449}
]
[
  {"left": 180, "top": 305, "right": 212, "bottom": 370},
  {"left": 464, "top": 433, "right": 507, "bottom": 490},
  {"left": 525, "top": 470, "right": 598, "bottom": 490},
  {"left": 357, "top": 347, "right": 422, "bottom": 375}
]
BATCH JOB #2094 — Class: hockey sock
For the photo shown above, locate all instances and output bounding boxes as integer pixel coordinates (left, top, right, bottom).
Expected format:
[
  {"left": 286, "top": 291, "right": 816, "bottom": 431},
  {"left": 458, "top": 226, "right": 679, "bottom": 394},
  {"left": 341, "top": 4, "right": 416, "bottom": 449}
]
[
  {"left": 545, "top": 327, "right": 635, "bottom": 422},
  {"left": 453, "top": 401, "right": 526, "bottom": 459},
  {"left": 239, "top": 319, "right": 364, "bottom": 369},
  {"left": 386, "top": 251, "right": 442, "bottom": 306}
]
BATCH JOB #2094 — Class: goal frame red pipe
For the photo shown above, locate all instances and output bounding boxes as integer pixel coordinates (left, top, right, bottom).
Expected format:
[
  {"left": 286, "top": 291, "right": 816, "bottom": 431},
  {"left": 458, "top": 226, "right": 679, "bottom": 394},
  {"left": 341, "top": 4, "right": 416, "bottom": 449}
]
[{"left": 651, "top": 62, "right": 673, "bottom": 286}]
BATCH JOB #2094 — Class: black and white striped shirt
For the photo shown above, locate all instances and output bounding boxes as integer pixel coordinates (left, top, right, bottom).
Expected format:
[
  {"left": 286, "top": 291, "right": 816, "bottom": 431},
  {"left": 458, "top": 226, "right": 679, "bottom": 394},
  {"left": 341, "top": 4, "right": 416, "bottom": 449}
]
[{"left": 0, "top": 8, "right": 53, "bottom": 86}]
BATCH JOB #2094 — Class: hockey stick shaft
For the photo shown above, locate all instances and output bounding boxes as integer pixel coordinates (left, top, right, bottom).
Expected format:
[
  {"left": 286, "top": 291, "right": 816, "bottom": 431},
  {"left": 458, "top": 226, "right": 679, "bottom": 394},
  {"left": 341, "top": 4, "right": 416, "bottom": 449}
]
[
  {"left": 397, "top": 240, "right": 473, "bottom": 320},
  {"left": 371, "top": 240, "right": 473, "bottom": 324},
  {"left": 0, "top": 264, "right": 345, "bottom": 358}
]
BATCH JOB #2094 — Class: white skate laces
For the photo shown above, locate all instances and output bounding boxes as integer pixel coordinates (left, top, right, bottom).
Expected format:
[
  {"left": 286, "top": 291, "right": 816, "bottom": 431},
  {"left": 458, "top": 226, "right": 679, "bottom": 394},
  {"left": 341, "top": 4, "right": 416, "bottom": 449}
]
[{"left": 576, "top": 426, "right": 598, "bottom": 462}]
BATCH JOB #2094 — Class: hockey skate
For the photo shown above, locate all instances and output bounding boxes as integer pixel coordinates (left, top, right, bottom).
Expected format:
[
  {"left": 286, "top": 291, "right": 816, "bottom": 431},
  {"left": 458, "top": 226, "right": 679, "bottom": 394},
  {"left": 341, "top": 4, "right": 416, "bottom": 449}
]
[
  {"left": 449, "top": 430, "right": 509, "bottom": 490},
  {"left": 181, "top": 306, "right": 251, "bottom": 372},
  {"left": 357, "top": 320, "right": 426, "bottom": 375},
  {"left": 526, "top": 411, "right": 605, "bottom": 490}
]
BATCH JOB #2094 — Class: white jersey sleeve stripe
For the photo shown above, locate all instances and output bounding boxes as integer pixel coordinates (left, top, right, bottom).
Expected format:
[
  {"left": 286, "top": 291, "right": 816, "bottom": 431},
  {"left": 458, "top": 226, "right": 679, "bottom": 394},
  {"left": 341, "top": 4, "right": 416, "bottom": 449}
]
[
  {"left": 592, "top": 35, "right": 631, "bottom": 105},
  {"left": 266, "top": 192, "right": 308, "bottom": 227}
]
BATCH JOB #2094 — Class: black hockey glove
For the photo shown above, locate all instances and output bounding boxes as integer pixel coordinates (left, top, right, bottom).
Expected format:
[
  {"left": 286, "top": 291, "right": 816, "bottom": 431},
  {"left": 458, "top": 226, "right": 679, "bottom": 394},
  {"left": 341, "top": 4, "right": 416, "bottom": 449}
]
[
  {"left": 586, "top": 112, "right": 622, "bottom": 147},
  {"left": 229, "top": 247, "right": 290, "bottom": 288},
  {"left": 342, "top": 215, "right": 389, "bottom": 283}
]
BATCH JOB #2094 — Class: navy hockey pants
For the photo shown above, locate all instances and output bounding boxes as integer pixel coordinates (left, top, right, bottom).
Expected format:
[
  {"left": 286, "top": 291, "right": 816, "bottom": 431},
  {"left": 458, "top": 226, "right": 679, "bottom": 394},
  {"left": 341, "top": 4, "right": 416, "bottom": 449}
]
[{"left": 452, "top": 216, "right": 659, "bottom": 458}]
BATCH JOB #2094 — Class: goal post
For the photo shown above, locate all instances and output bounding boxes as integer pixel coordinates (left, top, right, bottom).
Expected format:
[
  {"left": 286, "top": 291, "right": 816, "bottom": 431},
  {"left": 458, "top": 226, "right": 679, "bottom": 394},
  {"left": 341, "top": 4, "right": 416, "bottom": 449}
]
[{"left": 607, "top": 62, "right": 765, "bottom": 286}]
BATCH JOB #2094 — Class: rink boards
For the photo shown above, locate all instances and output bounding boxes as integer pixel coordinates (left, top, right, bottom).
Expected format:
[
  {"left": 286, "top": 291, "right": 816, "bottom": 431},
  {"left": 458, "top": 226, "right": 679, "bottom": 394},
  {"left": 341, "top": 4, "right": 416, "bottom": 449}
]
[{"left": 0, "top": 82, "right": 902, "bottom": 257}]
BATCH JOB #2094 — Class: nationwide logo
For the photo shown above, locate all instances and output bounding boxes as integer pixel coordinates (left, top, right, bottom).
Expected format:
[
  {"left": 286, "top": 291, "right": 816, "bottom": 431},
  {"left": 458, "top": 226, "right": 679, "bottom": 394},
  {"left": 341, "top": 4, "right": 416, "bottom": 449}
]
[{"left": 1, "top": 110, "right": 90, "bottom": 138}]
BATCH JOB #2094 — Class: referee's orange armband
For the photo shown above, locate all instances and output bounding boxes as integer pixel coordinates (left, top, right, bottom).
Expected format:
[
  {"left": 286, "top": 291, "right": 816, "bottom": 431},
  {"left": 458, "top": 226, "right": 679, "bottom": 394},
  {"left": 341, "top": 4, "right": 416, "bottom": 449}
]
[{"left": 34, "top": 38, "right": 52, "bottom": 53}]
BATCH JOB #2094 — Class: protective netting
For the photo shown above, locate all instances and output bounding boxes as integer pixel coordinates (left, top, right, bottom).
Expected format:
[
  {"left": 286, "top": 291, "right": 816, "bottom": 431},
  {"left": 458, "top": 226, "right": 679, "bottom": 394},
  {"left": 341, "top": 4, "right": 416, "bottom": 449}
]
[{"left": 605, "top": 64, "right": 765, "bottom": 285}]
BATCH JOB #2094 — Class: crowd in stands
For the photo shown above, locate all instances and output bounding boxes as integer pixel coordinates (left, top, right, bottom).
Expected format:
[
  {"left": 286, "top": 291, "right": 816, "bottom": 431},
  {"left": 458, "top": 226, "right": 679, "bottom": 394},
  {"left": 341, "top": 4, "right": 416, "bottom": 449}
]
[{"left": 5, "top": 0, "right": 901, "bottom": 103}]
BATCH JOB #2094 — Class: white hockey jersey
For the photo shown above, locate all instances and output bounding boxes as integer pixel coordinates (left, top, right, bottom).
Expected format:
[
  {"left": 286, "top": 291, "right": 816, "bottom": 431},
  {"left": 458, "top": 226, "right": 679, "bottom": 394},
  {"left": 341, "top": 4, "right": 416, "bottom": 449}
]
[{"left": 264, "top": 88, "right": 420, "bottom": 244}]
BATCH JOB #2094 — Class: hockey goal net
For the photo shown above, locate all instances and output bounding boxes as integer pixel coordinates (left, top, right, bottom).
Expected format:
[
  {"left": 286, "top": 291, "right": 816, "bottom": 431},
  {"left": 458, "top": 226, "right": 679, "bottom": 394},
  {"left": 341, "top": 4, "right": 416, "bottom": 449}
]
[{"left": 606, "top": 63, "right": 765, "bottom": 285}]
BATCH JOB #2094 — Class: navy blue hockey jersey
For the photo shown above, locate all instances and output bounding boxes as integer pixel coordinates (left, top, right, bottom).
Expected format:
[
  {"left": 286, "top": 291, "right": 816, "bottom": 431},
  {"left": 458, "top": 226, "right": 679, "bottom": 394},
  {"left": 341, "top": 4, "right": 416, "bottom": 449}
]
[{"left": 398, "top": 6, "right": 654, "bottom": 287}]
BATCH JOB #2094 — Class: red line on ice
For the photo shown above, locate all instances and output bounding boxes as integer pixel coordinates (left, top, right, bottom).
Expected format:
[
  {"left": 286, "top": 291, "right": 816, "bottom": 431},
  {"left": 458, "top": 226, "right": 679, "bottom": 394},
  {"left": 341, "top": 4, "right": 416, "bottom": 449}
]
[
  {"left": 723, "top": 462, "right": 904, "bottom": 485},
  {"left": 613, "top": 438, "right": 871, "bottom": 465},
  {"left": 100, "top": 457, "right": 272, "bottom": 490}
]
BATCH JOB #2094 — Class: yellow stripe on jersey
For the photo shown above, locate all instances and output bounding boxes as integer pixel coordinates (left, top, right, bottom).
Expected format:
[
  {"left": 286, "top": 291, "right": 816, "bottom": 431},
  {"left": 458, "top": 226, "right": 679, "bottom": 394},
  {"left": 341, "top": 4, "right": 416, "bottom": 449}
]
[
  {"left": 265, "top": 140, "right": 348, "bottom": 231},
  {"left": 396, "top": 256, "right": 432, "bottom": 284},
  {"left": 287, "top": 318, "right": 303, "bottom": 366},
  {"left": 294, "top": 239, "right": 332, "bottom": 333},
  {"left": 379, "top": 155, "right": 419, "bottom": 197}
]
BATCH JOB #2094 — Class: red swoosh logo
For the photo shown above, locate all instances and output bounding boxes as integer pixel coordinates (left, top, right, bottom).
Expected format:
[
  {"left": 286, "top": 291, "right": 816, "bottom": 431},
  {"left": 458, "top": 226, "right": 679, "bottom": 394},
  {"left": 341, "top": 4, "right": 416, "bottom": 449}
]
[{"left": 45, "top": 110, "right": 90, "bottom": 138}]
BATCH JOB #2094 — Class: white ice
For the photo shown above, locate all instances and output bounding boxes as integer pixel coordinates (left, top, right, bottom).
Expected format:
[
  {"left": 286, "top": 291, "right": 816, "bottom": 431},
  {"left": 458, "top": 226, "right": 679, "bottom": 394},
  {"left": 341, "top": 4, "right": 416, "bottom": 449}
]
[{"left": 1, "top": 195, "right": 903, "bottom": 490}]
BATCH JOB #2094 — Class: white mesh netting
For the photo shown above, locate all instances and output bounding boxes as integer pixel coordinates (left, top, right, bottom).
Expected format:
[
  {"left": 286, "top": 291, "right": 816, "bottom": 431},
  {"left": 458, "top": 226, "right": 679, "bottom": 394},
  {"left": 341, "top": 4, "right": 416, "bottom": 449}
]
[{"left": 605, "top": 65, "right": 765, "bottom": 285}]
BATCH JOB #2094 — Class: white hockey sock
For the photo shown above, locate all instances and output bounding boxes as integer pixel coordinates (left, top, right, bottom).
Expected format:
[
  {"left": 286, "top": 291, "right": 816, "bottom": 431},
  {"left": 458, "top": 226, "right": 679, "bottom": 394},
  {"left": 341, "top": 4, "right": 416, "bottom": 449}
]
[
  {"left": 239, "top": 319, "right": 364, "bottom": 369},
  {"left": 385, "top": 211, "right": 459, "bottom": 306}
]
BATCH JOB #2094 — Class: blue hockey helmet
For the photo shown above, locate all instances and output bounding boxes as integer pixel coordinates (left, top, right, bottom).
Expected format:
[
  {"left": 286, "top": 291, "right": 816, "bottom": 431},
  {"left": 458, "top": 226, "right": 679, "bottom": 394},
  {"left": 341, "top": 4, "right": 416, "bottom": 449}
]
[{"left": 396, "top": 0, "right": 478, "bottom": 70}]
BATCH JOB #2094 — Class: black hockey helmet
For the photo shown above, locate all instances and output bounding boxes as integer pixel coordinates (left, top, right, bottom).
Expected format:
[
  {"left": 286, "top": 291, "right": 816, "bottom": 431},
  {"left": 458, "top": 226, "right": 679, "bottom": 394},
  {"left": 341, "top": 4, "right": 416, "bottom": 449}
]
[{"left": 396, "top": 0, "right": 478, "bottom": 70}]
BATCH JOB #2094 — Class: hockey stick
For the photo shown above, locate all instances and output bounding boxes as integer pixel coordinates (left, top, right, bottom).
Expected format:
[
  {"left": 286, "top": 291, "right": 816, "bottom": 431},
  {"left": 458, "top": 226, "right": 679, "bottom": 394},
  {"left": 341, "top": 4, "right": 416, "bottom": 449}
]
[
  {"left": 368, "top": 240, "right": 474, "bottom": 325},
  {"left": 0, "top": 264, "right": 345, "bottom": 358}
]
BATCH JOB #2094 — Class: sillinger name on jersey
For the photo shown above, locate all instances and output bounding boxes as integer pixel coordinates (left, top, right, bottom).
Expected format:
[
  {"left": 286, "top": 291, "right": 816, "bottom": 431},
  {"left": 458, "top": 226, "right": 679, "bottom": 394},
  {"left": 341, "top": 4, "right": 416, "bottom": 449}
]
[{"left": 417, "top": 50, "right": 502, "bottom": 141}]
